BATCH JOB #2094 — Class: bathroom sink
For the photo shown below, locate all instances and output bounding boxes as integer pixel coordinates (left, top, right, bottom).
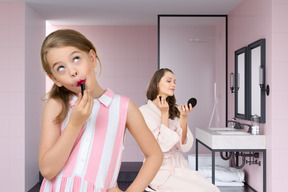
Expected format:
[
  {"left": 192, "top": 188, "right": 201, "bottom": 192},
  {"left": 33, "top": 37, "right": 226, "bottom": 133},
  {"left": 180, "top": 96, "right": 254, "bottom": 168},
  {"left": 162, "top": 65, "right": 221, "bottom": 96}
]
[
  {"left": 208, "top": 127, "right": 236, "bottom": 131},
  {"left": 217, "top": 131, "right": 250, "bottom": 135},
  {"left": 196, "top": 127, "right": 266, "bottom": 149}
]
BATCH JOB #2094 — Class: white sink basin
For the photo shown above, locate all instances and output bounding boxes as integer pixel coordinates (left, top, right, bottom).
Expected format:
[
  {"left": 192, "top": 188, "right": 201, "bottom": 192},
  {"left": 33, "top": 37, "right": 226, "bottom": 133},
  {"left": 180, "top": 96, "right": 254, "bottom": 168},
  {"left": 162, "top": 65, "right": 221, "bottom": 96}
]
[
  {"left": 208, "top": 127, "right": 235, "bottom": 131},
  {"left": 196, "top": 127, "right": 266, "bottom": 149},
  {"left": 217, "top": 131, "right": 250, "bottom": 135}
]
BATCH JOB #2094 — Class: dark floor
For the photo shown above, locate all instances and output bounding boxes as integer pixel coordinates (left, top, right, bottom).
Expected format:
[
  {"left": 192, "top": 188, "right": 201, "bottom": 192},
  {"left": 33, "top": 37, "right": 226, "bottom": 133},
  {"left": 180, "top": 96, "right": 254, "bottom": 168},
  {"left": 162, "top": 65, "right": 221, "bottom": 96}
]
[
  {"left": 29, "top": 162, "right": 256, "bottom": 192},
  {"left": 29, "top": 182, "right": 256, "bottom": 192},
  {"left": 28, "top": 181, "right": 144, "bottom": 192}
]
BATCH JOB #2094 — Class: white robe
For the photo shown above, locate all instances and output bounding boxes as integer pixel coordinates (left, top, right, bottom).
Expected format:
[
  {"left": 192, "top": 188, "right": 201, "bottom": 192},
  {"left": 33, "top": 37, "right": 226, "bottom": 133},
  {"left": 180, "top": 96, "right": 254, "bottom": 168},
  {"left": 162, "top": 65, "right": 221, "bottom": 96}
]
[{"left": 140, "top": 100, "right": 220, "bottom": 192}]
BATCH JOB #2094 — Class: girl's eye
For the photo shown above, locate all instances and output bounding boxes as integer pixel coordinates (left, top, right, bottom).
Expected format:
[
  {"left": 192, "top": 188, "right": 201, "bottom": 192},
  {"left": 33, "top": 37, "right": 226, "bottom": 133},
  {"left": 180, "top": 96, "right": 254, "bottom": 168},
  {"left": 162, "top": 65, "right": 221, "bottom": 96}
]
[
  {"left": 73, "top": 56, "right": 80, "bottom": 62},
  {"left": 57, "top": 66, "right": 65, "bottom": 72}
]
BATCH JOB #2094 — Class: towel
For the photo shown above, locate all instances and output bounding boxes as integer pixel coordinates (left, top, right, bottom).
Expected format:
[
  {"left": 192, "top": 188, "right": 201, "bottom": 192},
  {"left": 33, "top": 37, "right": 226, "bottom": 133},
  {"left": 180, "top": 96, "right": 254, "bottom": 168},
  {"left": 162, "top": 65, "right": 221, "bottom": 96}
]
[{"left": 199, "top": 165, "right": 245, "bottom": 182}]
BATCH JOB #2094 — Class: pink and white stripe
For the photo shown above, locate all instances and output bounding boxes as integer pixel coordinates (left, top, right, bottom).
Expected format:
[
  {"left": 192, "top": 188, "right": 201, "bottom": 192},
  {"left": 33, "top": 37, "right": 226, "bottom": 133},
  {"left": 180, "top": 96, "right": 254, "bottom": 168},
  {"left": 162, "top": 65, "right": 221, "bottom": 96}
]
[{"left": 40, "top": 89, "right": 130, "bottom": 192}]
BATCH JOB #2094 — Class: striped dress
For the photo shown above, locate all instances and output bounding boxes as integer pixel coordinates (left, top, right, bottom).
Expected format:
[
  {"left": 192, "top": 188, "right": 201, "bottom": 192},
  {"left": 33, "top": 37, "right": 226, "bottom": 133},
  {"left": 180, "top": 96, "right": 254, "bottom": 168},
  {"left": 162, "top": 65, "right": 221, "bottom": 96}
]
[{"left": 40, "top": 89, "right": 130, "bottom": 192}]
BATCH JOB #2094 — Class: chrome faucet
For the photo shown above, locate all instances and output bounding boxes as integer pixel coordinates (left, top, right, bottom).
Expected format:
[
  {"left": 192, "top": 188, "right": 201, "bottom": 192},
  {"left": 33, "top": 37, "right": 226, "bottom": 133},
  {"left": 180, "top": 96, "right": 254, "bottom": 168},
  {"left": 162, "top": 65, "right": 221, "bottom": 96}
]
[
  {"left": 227, "top": 119, "right": 242, "bottom": 129},
  {"left": 227, "top": 118, "right": 252, "bottom": 132},
  {"left": 227, "top": 117, "right": 243, "bottom": 129}
]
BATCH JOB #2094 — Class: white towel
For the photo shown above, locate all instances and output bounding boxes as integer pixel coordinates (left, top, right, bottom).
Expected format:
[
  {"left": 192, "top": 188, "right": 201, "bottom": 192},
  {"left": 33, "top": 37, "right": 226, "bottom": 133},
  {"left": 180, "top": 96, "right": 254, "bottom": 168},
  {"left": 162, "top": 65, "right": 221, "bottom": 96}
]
[
  {"left": 199, "top": 165, "right": 245, "bottom": 182},
  {"left": 206, "top": 178, "right": 244, "bottom": 187}
]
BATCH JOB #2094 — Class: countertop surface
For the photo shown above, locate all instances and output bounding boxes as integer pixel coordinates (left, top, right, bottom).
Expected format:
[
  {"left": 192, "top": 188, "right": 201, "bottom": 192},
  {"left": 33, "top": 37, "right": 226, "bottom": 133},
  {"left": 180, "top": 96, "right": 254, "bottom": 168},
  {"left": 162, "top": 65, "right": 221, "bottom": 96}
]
[{"left": 196, "top": 127, "right": 266, "bottom": 150}]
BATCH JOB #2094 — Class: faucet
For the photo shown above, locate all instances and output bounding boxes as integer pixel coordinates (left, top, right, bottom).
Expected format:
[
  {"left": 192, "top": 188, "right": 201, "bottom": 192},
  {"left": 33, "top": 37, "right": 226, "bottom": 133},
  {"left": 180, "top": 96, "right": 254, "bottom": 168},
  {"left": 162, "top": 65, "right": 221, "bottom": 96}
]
[
  {"left": 227, "top": 118, "right": 253, "bottom": 132},
  {"left": 241, "top": 123, "right": 252, "bottom": 133},
  {"left": 227, "top": 120, "right": 242, "bottom": 129},
  {"left": 227, "top": 118, "right": 242, "bottom": 129}
]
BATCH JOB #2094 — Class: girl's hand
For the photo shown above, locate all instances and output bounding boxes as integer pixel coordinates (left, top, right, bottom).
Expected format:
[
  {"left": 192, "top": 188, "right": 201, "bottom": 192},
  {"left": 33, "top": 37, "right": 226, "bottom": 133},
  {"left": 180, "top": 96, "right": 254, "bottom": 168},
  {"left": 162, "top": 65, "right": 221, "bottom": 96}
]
[
  {"left": 69, "top": 90, "right": 94, "bottom": 128},
  {"left": 179, "top": 103, "right": 193, "bottom": 117}
]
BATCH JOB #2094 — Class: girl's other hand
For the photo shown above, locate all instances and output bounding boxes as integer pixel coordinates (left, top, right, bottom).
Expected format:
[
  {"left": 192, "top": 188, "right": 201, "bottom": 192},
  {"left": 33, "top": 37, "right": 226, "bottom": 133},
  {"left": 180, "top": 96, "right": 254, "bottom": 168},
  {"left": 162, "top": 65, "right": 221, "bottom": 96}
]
[
  {"left": 69, "top": 90, "right": 94, "bottom": 128},
  {"left": 179, "top": 103, "right": 193, "bottom": 117}
]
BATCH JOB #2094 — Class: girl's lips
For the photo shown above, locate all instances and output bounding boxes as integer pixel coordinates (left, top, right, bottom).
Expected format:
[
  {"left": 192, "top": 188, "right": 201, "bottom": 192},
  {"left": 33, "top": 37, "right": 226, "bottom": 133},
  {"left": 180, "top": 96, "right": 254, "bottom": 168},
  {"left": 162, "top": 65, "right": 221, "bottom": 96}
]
[{"left": 76, "top": 79, "right": 86, "bottom": 86}]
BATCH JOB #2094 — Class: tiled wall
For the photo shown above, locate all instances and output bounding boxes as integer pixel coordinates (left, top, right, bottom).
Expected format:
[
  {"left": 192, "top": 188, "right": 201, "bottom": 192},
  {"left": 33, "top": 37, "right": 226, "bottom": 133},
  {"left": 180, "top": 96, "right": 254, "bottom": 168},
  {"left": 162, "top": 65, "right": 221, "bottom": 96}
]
[
  {"left": 0, "top": 2, "right": 25, "bottom": 191},
  {"left": 228, "top": 1, "right": 271, "bottom": 191},
  {"left": 25, "top": 4, "right": 46, "bottom": 191},
  {"left": 270, "top": 0, "right": 288, "bottom": 191},
  {"left": 228, "top": 0, "right": 288, "bottom": 191},
  {"left": 46, "top": 25, "right": 158, "bottom": 162}
]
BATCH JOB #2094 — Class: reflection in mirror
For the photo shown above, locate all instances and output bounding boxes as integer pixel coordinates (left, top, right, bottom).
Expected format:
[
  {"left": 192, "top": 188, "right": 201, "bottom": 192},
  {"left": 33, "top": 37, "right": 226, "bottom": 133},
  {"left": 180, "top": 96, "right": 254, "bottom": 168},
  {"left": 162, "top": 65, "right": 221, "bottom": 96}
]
[
  {"left": 248, "top": 39, "right": 266, "bottom": 123},
  {"left": 235, "top": 47, "right": 247, "bottom": 120},
  {"left": 251, "top": 46, "right": 261, "bottom": 116}
]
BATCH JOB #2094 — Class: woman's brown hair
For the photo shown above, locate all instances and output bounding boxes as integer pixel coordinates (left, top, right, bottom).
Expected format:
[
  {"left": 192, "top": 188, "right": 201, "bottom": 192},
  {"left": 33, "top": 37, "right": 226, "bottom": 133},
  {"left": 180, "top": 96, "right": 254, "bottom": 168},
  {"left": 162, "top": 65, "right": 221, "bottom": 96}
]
[
  {"left": 41, "top": 29, "right": 102, "bottom": 124},
  {"left": 146, "top": 68, "right": 180, "bottom": 119}
]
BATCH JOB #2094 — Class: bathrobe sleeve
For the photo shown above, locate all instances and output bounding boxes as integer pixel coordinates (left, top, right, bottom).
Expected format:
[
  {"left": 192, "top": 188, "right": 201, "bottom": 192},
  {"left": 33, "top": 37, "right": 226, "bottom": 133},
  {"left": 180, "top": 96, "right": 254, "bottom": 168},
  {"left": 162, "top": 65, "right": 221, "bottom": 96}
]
[
  {"left": 140, "top": 105, "right": 180, "bottom": 152},
  {"left": 174, "top": 119, "right": 194, "bottom": 153},
  {"left": 140, "top": 103, "right": 196, "bottom": 153}
]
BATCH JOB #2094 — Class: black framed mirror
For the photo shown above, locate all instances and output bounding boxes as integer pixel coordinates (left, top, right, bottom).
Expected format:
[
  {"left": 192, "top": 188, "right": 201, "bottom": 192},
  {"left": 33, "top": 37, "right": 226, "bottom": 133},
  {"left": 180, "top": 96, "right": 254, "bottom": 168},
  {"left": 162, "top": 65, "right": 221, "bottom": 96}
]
[
  {"left": 235, "top": 47, "right": 248, "bottom": 120},
  {"left": 248, "top": 39, "right": 266, "bottom": 123}
]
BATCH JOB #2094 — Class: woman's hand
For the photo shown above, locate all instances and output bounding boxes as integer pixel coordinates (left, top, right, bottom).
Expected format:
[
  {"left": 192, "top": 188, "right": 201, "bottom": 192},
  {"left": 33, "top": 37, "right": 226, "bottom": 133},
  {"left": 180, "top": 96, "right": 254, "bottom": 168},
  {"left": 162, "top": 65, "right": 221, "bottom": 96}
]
[
  {"left": 157, "top": 95, "right": 169, "bottom": 127},
  {"left": 157, "top": 95, "right": 169, "bottom": 114},
  {"left": 69, "top": 90, "right": 94, "bottom": 128},
  {"left": 179, "top": 103, "right": 193, "bottom": 117},
  {"left": 179, "top": 103, "right": 193, "bottom": 144}
]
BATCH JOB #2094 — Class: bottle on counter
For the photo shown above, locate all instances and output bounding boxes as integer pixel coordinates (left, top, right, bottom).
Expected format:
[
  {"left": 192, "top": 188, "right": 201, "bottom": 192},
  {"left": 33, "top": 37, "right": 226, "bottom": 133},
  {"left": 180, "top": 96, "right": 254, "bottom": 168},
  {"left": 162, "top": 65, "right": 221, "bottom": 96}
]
[{"left": 251, "top": 114, "right": 260, "bottom": 135}]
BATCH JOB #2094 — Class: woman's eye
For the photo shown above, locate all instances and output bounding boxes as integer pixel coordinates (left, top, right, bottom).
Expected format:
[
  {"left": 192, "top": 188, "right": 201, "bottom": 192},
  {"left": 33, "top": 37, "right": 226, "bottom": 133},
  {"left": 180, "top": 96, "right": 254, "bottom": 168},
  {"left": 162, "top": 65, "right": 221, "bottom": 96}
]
[
  {"left": 73, "top": 56, "right": 80, "bottom": 62},
  {"left": 57, "top": 66, "right": 65, "bottom": 72}
]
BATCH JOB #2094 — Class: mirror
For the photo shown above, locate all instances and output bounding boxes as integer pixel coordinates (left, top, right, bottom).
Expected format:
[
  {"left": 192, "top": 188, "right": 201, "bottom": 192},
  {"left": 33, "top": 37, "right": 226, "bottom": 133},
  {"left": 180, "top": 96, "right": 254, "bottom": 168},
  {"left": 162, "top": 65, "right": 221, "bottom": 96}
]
[
  {"left": 235, "top": 47, "right": 248, "bottom": 120},
  {"left": 248, "top": 39, "right": 266, "bottom": 123}
]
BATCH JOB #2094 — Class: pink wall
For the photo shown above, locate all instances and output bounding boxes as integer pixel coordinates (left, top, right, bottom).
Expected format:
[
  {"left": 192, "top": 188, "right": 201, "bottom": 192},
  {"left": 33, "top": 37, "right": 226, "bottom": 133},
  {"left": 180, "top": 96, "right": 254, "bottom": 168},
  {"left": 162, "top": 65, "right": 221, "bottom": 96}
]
[
  {"left": 25, "top": 4, "right": 46, "bottom": 191},
  {"left": 0, "top": 2, "right": 25, "bottom": 191},
  {"left": 0, "top": 2, "right": 45, "bottom": 191},
  {"left": 270, "top": 0, "right": 288, "bottom": 191},
  {"left": 46, "top": 25, "right": 158, "bottom": 162},
  {"left": 228, "top": 0, "right": 288, "bottom": 191}
]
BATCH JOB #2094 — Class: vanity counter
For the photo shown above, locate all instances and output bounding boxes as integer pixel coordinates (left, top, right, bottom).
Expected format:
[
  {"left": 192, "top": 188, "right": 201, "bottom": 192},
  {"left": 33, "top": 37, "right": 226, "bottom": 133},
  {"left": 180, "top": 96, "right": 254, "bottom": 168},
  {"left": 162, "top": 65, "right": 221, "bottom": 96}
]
[
  {"left": 196, "top": 127, "right": 266, "bottom": 150},
  {"left": 195, "top": 127, "right": 267, "bottom": 192}
]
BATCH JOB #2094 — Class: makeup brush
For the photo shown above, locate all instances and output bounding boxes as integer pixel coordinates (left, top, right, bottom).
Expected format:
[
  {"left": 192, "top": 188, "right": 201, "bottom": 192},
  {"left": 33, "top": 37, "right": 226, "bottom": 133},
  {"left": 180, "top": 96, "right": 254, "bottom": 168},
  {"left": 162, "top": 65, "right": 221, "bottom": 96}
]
[{"left": 158, "top": 93, "right": 162, "bottom": 101}]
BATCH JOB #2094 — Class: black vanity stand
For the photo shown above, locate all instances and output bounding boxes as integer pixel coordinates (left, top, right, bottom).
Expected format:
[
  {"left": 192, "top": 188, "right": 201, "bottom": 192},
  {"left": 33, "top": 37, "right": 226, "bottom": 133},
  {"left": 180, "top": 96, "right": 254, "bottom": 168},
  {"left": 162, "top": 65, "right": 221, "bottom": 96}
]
[{"left": 196, "top": 139, "right": 266, "bottom": 192}]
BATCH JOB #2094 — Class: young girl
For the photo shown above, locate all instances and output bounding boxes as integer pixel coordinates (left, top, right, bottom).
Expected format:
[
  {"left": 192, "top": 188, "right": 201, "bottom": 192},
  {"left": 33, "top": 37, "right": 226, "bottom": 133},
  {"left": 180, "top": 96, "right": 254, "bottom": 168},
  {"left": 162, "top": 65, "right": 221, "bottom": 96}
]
[
  {"left": 39, "top": 29, "right": 163, "bottom": 192},
  {"left": 139, "top": 68, "right": 220, "bottom": 192}
]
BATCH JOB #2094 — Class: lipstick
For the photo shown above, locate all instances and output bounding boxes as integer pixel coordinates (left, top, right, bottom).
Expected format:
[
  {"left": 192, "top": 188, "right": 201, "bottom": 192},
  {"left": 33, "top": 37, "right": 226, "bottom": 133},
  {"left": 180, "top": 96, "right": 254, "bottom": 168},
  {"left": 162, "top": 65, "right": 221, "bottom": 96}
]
[{"left": 77, "top": 79, "right": 86, "bottom": 96}]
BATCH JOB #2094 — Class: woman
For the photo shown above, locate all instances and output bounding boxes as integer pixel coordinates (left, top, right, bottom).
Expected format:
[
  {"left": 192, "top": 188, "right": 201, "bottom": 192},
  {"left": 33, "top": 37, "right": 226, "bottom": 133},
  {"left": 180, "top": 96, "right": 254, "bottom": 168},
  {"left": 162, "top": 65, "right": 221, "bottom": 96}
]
[{"left": 139, "top": 68, "right": 220, "bottom": 192}]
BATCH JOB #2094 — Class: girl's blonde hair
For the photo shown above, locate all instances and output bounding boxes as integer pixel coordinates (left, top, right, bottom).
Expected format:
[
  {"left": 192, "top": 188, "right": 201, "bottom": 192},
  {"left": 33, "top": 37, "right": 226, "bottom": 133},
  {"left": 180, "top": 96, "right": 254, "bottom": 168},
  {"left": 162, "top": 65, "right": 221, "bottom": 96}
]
[
  {"left": 146, "top": 68, "right": 180, "bottom": 119},
  {"left": 41, "top": 29, "right": 102, "bottom": 124}
]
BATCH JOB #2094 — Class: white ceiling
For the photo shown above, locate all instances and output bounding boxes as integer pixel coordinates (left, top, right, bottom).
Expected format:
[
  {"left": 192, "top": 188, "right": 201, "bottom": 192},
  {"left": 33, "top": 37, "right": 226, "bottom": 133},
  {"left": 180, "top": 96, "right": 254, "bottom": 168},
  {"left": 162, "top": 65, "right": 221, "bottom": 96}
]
[{"left": 2, "top": 0, "right": 243, "bottom": 25}]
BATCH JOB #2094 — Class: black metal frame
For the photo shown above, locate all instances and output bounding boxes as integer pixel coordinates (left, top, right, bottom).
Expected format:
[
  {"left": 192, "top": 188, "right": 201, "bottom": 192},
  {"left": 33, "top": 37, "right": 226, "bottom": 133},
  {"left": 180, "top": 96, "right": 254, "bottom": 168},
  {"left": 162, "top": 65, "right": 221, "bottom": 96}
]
[
  {"left": 196, "top": 139, "right": 266, "bottom": 192},
  {"left": 247, "top": 39, "right": 266, "bottom": 123}
]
